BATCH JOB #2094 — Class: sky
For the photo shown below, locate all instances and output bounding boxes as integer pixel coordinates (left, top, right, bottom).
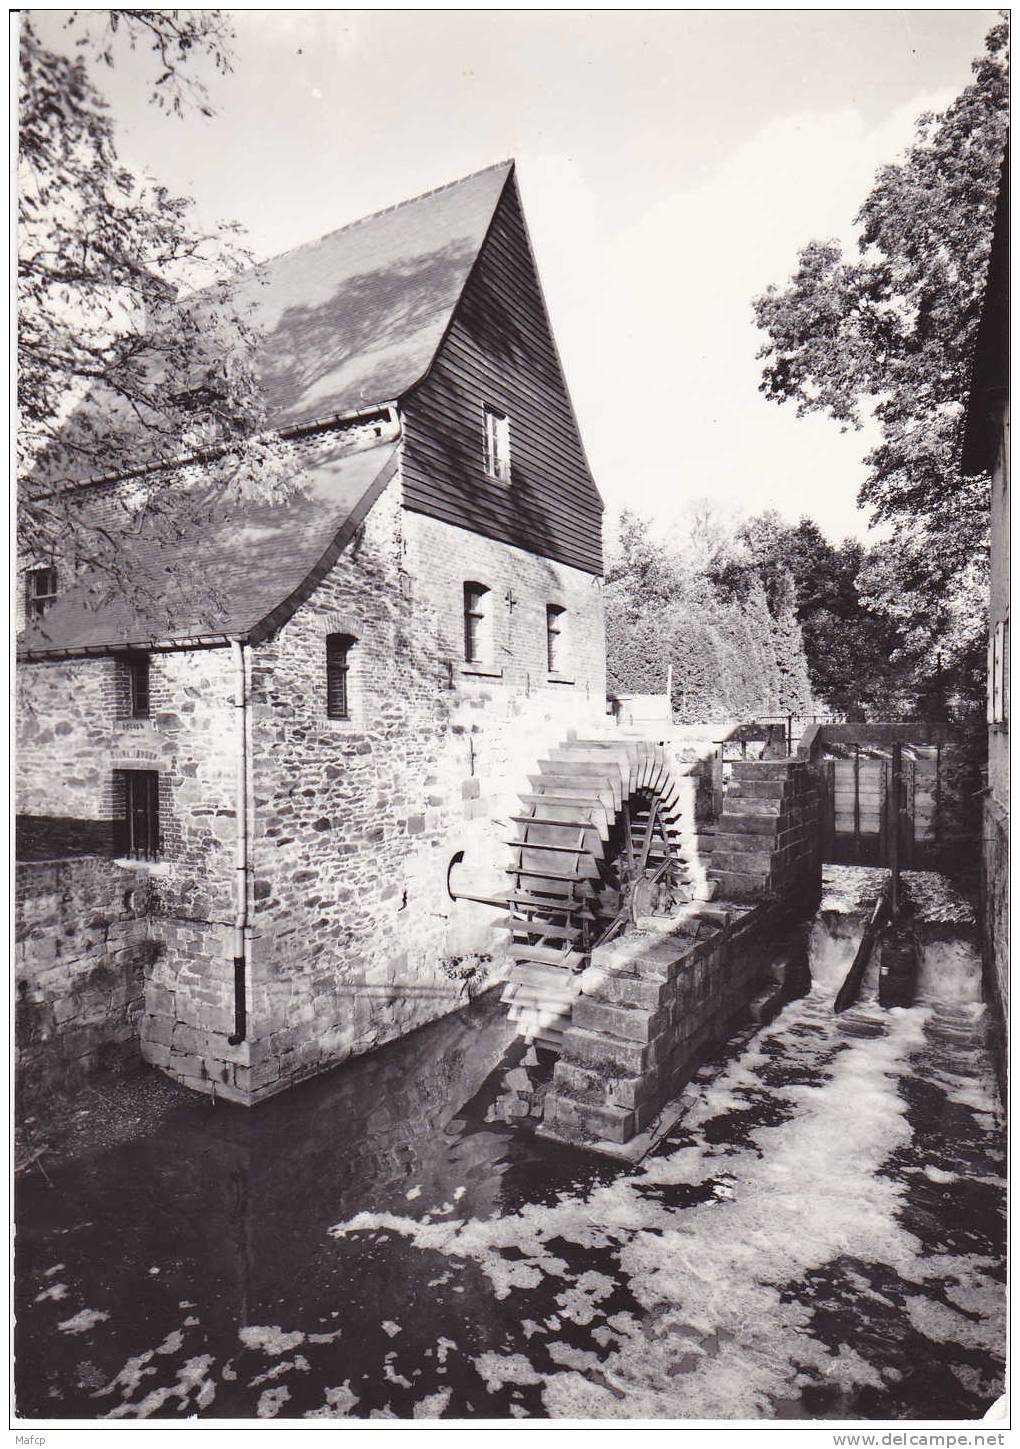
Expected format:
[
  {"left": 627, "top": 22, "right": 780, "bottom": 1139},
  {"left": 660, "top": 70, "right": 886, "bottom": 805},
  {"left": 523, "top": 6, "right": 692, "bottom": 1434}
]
[{"left": 31, "top": 8, "right": 997, "bottom": 544}]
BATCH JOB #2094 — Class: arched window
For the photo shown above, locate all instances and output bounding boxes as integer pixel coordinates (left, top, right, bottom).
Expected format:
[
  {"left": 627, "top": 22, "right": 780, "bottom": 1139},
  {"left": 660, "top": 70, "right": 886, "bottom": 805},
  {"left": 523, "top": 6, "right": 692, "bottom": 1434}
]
[
  {"left": 546, "top": 604, "right": 566, "bottom": 673},
  {"left": 463, "top": 583, "right": 489, "bottom": 664},
  {"left": 326, "top": 633, "right": 356, "bottom": 719}
]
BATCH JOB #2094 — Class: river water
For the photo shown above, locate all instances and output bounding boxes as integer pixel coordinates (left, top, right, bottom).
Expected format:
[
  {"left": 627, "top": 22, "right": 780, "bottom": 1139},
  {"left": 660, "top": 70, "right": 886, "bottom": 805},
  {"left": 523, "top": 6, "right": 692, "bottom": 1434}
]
[{"left": 15, "top": 869, "right": 1005, "bottom": 1421}]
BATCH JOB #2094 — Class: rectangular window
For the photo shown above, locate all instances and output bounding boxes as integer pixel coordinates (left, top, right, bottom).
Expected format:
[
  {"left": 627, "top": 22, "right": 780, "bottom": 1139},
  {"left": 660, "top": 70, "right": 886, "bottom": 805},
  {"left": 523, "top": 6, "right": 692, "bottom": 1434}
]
[
  {"left": 116, "top": 770, "right": 160, "bottom": 860},
  {"left": 25, "top": 566, "right": 57, "bottom": 620},
  {"left": 483, "top": 406, "right": 511, "bottom": 483},
  {"left": 546, "top": 604, "right": 566, "bottom": 674},
  {"left": 127, "top": 654, "right": 150, "bottom": 719},
  {"left": 326, "top": 634, "right": 354, "bottom": 719},
  {"left": 990, "top": 618, "right": 1009, "bottom": 725},
  {"left": 463, "top": 583, "right": 488, "bottom": 663}
]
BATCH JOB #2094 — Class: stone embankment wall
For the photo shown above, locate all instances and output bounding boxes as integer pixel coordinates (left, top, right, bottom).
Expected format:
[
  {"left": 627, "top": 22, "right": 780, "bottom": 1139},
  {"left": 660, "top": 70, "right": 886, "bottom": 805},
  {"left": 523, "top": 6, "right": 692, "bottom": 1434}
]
[
  {"left": 544, "top": 906, "right": 780, "bottom": 1147},
  {"left": 15, "top": 856, "right": 155, "bottom": 1095},
  {"left": 541, "top": 758, "right": 822, "bottom": 1153}
]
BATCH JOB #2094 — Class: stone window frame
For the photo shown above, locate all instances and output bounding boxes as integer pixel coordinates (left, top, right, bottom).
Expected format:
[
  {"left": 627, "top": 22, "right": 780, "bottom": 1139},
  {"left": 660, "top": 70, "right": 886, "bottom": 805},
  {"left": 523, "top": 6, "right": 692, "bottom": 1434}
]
[
  {"left": 102, "top": 752, "right": 172, "bottom": 872},
  {"left": 318, "top": 613, "right": 363, "bottom": 727}
]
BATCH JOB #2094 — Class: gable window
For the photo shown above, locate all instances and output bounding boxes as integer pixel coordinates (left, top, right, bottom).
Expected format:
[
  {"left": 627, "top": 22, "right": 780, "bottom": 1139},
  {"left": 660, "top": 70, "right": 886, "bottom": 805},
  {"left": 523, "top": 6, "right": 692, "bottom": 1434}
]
[
  {"left": 463, "top": 583, "right": 490, "bottom": 664},
  {"left": 25, "top": 566, "right": 57, "bottom": 620},
  {"left": 326, "top": 633, "right": 355, "bottom": 719},
  {"left": 115, "top": 769, "right": 160, "bottom": 860},
  {"left": 483, "top": 406, "right": 511, "bottom": 483},
  {"left": 127, "top": 654, "right": 150, "bottom": 719},
  {"left": 546, "top": 604, "right": 567, "bottom": 673}
]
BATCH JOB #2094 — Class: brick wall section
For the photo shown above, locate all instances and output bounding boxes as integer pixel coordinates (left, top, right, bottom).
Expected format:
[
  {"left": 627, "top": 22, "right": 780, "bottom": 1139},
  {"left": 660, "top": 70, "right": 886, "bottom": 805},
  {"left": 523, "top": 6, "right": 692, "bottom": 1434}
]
[
  {"left": 709, "top": 760, "right": 822, "bottom": 904},
  {"left": 15, "top": 856, "right": 155, "bottom": 1095},
  {"left": 543, "top": 904, "right": 783, "bottom": 1147},
  {"left": 244, "top": 464, "right": 609, "bottom": 1101}
]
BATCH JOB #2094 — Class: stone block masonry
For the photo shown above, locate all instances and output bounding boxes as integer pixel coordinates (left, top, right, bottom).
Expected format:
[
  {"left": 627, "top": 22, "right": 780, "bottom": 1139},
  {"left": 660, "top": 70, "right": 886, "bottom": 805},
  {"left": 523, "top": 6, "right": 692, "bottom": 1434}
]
[
  {"left": 541, "top": 900, "right": 791, "bottom": 1154},
  {"left": 709, "top": 759, "right": 822, "bottom": 906},
  {"left": 243, "top": 468, "right": 610, "bottom": 1102},
  {"left": 15, "top": 856, "right": 155, "bottom": 1096},
  {"left": 16, "top": 645, "right": 255, "bottom": 1099}
]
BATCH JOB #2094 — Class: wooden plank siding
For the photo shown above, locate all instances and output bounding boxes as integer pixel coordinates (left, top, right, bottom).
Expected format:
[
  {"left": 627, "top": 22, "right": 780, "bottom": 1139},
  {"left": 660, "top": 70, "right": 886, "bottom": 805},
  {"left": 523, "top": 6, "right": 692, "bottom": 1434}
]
[{"left": 400, "top": 172, "right": 604, "bottom": 576}]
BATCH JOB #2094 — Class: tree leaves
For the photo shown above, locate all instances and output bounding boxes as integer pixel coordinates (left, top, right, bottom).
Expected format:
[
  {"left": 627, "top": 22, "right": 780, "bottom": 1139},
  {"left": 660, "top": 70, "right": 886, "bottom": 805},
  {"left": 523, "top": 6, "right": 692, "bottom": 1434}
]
[
  {"left": 752, "top": 16, "right": 1007, "bottom": 542},
  {"left": 17, "top": 12, "right": 293, "bottom": 605},
  {"left": 605, "top": 509, "right": 814, "bottom": 722},
  {"left": 751, "top": 16, "right": 1007, "bottom": 718}
]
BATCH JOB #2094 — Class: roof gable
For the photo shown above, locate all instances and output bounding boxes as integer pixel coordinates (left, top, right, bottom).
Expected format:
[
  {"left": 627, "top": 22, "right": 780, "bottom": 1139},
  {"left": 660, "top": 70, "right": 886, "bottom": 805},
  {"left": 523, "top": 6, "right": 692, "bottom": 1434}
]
[
  {"left": 233, "top": 161, "right": 513, "bottom": 428},
  {"left": 400, "top": 171, "right": 604, "bottom": 574}
]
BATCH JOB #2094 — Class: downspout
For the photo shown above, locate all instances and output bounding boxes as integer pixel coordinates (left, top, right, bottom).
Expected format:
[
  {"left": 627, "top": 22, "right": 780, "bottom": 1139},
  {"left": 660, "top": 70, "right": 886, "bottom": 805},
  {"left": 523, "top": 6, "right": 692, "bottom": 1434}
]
[{"left": 228, "top": 638, "right": 251, "bottom": 1044}]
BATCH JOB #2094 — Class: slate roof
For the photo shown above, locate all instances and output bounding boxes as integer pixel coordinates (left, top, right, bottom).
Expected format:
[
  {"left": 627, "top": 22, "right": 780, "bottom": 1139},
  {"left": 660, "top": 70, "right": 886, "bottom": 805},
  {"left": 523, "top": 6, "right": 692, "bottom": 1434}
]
[
  {"left": 19, "top": 437, "right": 399, "bottom": 654},
  {"left": 21, "top": 162, "right": 518, "bottom": 657},
  {"left": 220, "top": 160, "right": 514, "bottom": 429}
]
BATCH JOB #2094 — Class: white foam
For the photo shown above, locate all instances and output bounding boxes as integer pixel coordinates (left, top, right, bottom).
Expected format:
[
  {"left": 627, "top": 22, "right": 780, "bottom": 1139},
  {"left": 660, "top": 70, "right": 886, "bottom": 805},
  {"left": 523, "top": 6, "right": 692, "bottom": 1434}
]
[
  {"left": 57, "top": 1308, "right": 109, "bottom": 1336},
  {"left": 304, "top": 1381, "right": 360, "bottom": 1418},
  {"left": 916, "top": 938, "right": 984, "bottom": 1003},
  {"left": 238, "top": 1325, "right": 305, "bottom": 1356},
  {"left": 323, "top": 990, "right": 1003, "bottom": 1418}
]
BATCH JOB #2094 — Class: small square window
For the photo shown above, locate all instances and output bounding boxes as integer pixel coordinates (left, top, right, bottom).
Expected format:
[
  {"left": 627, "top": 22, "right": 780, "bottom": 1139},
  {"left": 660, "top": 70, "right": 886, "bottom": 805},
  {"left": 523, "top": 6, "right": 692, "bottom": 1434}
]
[
  {"left": 483, "top": 406, "right": 511, "bottom": 483},
  {"left": 26, "top": 566, "right": 57, "bottom": 620}
]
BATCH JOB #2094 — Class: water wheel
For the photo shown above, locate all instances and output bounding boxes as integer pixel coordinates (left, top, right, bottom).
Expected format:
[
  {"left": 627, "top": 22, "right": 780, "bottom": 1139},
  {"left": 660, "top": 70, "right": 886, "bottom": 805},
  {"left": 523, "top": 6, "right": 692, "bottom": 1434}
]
[{"left": 500, "top": 738, "right": 690, "bottom": 1046}]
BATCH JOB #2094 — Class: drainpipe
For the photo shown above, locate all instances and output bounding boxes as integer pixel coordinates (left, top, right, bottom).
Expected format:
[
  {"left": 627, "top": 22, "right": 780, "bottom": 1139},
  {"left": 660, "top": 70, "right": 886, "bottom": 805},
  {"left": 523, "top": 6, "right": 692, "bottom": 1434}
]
[{"left": 228, "top": 638, "right": 250, "bottom": 1044}]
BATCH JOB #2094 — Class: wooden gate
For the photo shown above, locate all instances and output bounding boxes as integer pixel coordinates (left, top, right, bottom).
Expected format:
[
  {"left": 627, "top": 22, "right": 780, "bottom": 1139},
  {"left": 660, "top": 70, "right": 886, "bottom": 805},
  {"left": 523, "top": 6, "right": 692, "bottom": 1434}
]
[{"left": 821, "top": 745, "right": 945, "bottom": 868}]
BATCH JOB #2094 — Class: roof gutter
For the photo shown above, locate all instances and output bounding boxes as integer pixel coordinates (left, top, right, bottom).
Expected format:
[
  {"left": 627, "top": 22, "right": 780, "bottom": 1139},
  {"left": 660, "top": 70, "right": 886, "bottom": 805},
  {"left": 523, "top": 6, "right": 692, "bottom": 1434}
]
[{"left": 17, "top": 634, "right": 236, "bottom": 662}]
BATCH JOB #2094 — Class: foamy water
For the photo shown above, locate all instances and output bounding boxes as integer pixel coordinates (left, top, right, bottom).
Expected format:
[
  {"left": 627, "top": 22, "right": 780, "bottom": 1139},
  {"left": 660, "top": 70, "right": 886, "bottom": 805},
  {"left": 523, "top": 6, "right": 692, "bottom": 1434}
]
[{"left": 16, "top": 892, "right": 1004, "bottom": 1421}]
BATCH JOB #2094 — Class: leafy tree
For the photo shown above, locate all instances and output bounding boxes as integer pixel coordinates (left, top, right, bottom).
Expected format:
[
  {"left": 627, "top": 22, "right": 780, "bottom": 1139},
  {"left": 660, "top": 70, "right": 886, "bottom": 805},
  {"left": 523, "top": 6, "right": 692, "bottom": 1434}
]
[
  {"left": 605, "top": 509, "right": 814, "bottom": 723},
  {"left": 18, "top": 11, "right": 291, "bottom": 599},
  {"left": 752, "top": 17, "right": 1008, "bottom": 711},
  {"left": 715, "top": 512, "right": 905, "bottom": 716}
]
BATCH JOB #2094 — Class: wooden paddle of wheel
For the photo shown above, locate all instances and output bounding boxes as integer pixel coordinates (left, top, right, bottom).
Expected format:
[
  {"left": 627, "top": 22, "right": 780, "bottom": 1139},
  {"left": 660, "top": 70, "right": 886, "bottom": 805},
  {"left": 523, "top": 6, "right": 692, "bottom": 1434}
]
[{"left": 499, "top": 738, "right": 688, "bottom": 1048}]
